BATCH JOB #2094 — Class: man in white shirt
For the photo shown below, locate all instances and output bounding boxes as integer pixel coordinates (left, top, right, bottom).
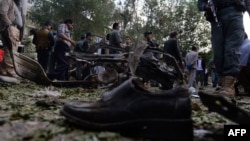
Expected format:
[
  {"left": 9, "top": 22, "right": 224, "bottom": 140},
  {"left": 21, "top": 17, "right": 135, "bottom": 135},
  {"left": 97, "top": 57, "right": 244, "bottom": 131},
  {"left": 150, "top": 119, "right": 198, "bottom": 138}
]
[{"left": 185, "top": 46, "right": 198, "bottom": 88}]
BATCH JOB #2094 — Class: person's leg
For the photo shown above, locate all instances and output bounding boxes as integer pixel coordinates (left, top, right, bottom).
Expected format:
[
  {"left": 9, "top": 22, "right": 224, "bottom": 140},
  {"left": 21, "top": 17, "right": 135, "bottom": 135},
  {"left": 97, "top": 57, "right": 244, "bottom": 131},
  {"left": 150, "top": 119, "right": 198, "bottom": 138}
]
[
  {"left": 214, "top": 72, "right": 219, "bottom": 86},
  {"left": 200, "top": 71, "right": 204, "bottom": 87},
  {"left": 222, "top": 12, "right": 244, "bottom": 77},
  {"left": 218, "top": 9, "right": 245, "bottom": 96},
  {"left": 0, "top": 26, "right": 20, "bottom": 77},
  {"left": 193, "top": 69, "right": 197, "bottom": 88},
  {"left": 204, "top": 73, "right": 208, "bottom": 86},
  {"left": 44, "top": 50, "right": 50, "bottom": 73},
  {"left": 37, "top": 50, "right": 45, "bottom": 71},
  {"left": 48, "top": 51, "right": 56, "bottom": 74},
  {"left": 53, "top": 43, "right": 69, "bottom": 81},
  {"left": 196, "top": 70, "right": 199, "bottom": 87},
  {"left": 55, "top": 51, "right": 69, "bottom": 80},
  {"left": 188, "top": 70, "right": 195, "bottom": 88},
  {"left": 82, "top": 63, "right": 91, "bottom": 80},
  {"left": 75, "top": 61, "right": 82, "bottom": 80},
  {"left": 211, "top": 70, "right": 217, "bottom": 87},
  {"left": 37, "top": 50, "right": 50, "bottom": 72},
  {"left": 211, "top": 22, "right": 224, "bottom": 76}
]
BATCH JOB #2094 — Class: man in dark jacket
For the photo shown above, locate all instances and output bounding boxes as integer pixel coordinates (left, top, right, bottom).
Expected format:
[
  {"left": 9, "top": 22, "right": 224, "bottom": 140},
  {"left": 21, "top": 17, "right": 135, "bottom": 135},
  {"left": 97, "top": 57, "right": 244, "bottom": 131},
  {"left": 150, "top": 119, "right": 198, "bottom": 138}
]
[
  {"left": 33, "top": 20, "right": 55, "bottom": 72},
  {"left": 164, "top": 31, "right": 183, "bottom": 68},
  {"left": 74, "top": 32, "right": 93, "bottom": 80}
]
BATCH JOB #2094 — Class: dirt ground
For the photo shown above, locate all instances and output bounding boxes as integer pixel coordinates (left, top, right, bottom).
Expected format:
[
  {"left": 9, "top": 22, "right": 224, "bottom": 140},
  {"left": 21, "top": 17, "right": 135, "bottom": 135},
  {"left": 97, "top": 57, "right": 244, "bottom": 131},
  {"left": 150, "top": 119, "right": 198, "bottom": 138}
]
[{"left": 0, "top": 81, "right": 250, "bottom": 141}]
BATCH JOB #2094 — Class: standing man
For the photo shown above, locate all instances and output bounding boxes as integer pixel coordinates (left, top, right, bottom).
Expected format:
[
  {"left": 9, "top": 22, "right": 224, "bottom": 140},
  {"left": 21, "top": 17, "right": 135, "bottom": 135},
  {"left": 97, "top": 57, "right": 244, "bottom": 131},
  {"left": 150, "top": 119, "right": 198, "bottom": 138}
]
[
  {"left": 185, "top": 46, "right": 198, "bottom": 89},
  {"left": 0, "top": 0, "right": 24, "bottom": 81},
  {"left": 109, "top": 22, "right": 122, "bottom": 54},
  {"left": 52, "top": 19, "right": 75, "bottom": 80},
  {"left": 73, "top": 33, "right": 85, "bottom": 53},
  {"left": 141, "top": 31, "right": 159, "bottom": 87},
  {"left": 164, "top": 31, "right": 183, "bottom": 69},
  {"left": 33, "top": 20, "right": 55, "bottom": 72},
  {"left": 142, "top": 31, "right": 159, "bottom": 61},
  {"left": 74, "top": 32, "right": 93, "bottom": 80},
  {"left": 198, "top": 0, "right": 249, "bottom": 97},
  {"left": 144, "top": 31, "right": 157, "bottom": 48},
  {"left": 196, "top": 53, "right": 206, "bottom": 89}
]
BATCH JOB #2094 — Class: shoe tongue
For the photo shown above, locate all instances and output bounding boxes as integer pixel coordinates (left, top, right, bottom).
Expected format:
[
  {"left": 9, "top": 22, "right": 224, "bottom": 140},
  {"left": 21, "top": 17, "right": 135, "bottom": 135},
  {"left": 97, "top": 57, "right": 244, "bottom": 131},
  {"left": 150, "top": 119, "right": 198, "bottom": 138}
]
[
  {"left": 101, "top": 79, "right": 132, "bottom": 101},
  {"left": 101, "top": 78, "right": 147, "bottom": 102}
]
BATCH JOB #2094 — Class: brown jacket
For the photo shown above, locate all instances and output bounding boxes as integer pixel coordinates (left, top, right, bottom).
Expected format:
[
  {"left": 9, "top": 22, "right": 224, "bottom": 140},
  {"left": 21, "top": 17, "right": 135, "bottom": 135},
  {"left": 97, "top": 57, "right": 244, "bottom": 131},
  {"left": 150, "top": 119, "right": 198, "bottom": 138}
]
[{"left": 0, "top": 0, "right": 18, "bottom": 30}]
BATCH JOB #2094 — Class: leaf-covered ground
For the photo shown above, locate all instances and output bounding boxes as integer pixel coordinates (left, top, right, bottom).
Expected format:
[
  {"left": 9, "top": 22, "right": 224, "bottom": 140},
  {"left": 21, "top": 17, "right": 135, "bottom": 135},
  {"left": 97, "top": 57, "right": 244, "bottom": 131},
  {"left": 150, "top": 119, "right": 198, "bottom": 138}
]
[{"left": 0, "top": 81, "right": 250, "bottom": 141}]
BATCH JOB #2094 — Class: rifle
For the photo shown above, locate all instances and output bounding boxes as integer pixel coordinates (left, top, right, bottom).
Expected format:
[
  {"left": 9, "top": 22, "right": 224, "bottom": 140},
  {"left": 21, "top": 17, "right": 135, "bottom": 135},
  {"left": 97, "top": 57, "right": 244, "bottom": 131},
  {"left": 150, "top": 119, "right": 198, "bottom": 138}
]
[{"left": 208, "top": 0, "right": 220, "bottom": 27}]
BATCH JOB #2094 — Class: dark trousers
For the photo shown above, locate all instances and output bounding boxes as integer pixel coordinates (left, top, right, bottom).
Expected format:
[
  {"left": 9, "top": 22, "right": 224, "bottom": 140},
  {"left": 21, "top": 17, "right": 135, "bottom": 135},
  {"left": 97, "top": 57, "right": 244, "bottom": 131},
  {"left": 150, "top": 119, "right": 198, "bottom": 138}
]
[
  {"left": 211, "top": 70, "right": 219, "bottom": 87},
  {"left": 53, "top": 41, "right": 69, "bottom": 80},
  {"left": 204, "top": 73, "right": 209, "bottom": 86},
  {"left": 211, "top": 7, "right": 245, "bottom": 77},
  {"left": 76, "top": 61, "right": 91, "bottom": 80},
  {"left": 196, "top": 70, "right": 204, "bottom": 87},
  {"left": 37, "top": 49, "right": 50, "bottom": 72},
  {"left": 48, "top": 50, "right": 56, "bottom": 74}
]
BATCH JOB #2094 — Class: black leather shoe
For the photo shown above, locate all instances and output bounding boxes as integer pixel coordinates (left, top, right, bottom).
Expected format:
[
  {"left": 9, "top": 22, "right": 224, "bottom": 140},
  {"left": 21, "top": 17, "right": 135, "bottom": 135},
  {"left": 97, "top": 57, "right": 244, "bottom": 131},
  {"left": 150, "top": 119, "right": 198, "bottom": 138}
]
[
  {"left": 198, "top": 91, "right": 250, "bottom": 124},
  {"left": 61, "top": 78, "right": 193, "bottom": 140}
]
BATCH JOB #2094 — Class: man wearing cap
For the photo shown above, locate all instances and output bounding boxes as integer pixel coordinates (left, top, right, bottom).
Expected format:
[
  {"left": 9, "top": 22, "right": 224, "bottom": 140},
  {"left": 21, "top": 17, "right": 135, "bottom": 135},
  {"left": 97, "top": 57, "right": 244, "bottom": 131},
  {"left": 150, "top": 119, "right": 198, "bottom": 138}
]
[
  {"left": 109, "top": 22, "right": 122, "bottom": 54},
  {"left": 33, "top": 20, "right": 55, "bottom": 72},
  {"left": 144, "top": 31, "right": 156, "bottom": 48},
  {"left": 74, "top": 32, "right": 93, "bottom": 80},
  {"left": 74, "top": 33, "right": 85, "bottom": 53},
  {"left": 142, "top": 31, "right": 159, "bottom": 61},
  {"left": 141, "top": 31, "right": 159, "bottom": 87},
  {"left": 164, "top": 31, "right": 183, "bottom": 68}
]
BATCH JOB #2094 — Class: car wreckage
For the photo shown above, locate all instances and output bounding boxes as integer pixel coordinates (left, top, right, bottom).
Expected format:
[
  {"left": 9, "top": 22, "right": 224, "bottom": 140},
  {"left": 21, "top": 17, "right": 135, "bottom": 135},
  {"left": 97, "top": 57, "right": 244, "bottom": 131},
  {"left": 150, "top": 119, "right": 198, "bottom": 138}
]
[{"left": 8, "top": 40, "right": 184, "bottom": 89}]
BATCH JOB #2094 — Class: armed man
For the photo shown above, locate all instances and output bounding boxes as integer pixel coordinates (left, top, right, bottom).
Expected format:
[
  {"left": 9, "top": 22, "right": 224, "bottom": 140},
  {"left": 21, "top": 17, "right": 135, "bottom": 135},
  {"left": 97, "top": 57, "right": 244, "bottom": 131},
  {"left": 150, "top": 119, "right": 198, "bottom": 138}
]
[
  {"left": 198, "top": 0, "right": 250, "bottom": 97},
  {"left": 33, "top": 20, "right": 55, "bottom": 72}
]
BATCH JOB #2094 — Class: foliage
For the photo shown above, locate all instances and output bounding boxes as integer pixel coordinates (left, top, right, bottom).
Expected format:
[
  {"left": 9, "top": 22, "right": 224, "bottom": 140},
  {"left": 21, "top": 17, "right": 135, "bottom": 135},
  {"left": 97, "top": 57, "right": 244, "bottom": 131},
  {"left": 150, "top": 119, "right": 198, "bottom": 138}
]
[
  {"left": 29, "top": 0, "right": 212, "bottom": 57},
  {"left": 30, "top": 0, "right": 116, "bottom": 39},
  {"left": 140, "top": 0, "right": 211, "bottom": 56}
]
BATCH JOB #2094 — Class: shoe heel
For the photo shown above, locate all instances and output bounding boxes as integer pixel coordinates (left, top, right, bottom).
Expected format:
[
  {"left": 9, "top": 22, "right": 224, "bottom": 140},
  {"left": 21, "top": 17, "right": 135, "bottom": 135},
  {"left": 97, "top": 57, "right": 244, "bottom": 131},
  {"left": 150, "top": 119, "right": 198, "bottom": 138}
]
[{"left": 120, "top": 119, "right": 193, "bottom": 141}]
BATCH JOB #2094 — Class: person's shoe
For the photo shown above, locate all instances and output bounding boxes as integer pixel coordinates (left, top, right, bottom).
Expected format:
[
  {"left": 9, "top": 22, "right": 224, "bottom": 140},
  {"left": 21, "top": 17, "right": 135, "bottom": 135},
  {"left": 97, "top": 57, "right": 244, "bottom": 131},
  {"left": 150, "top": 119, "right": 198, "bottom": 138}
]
[
  {"left": 198, "top": 91, "right": 250, "bottom": 124},
  {"left": 61, "top": 78, "right": 193, "bottom": 140},
  {"left": 213, "top": 76, "right": 235, "bottom": 98},
  {"left": 0, "top": 75, "right": 20, "bottom": 84}
]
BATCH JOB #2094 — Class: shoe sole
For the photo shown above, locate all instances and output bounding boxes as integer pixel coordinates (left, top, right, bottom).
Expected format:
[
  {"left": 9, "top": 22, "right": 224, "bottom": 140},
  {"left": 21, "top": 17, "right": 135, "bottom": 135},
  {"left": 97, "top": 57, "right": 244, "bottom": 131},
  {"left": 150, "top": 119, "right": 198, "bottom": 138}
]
[
  {"left": 198, "top": 92, "right": 250, "bottom": 124},
  {"left": 60, "top": 109, "right": 193, "bottom": 140}
]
